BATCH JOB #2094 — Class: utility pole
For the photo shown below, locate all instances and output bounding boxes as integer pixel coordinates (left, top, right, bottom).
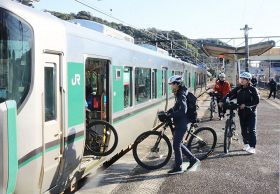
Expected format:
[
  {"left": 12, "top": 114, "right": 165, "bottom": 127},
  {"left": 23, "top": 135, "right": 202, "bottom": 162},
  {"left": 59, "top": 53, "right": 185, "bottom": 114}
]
[{"left": 240, "top": 24, "right": 252, "bottom": 72}]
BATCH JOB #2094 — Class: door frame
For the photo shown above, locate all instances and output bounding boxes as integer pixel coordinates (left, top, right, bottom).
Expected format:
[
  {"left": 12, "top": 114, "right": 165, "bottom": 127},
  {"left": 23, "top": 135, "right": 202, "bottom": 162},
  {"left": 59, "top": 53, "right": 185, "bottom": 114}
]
[
  {"left": 40, "top": 50, "right": 64, "bottom": 192},
  {"left": 84, "top": 55, "right": 112, "bottom": 123}
]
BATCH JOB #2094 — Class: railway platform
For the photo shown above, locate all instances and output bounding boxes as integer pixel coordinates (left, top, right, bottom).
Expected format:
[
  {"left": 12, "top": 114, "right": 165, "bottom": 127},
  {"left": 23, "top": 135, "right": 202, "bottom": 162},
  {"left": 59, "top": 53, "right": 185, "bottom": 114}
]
[{"left": 75, "top": 90, "right": 280, "bottom": 194}]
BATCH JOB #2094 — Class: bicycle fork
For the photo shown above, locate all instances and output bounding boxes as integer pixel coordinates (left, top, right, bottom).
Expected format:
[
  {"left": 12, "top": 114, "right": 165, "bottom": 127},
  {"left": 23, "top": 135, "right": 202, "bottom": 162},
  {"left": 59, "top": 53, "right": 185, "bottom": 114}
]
[{"left": 151, "top": 127, "right": 167, "bottom": 152}]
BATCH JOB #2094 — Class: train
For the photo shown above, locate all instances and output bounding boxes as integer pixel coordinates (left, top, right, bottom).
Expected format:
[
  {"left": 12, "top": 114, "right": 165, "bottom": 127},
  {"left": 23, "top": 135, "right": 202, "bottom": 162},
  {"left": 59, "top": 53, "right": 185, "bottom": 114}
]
[{"left": 0, "top": 1, "right": 207, "bottom": 194}]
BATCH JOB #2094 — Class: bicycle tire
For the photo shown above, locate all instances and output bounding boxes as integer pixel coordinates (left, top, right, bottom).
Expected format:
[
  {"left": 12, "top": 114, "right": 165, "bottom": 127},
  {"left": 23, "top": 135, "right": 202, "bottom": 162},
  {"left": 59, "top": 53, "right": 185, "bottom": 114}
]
[
  {"left": 187, "top": 127, "right": 217, "bottom": 160},
  {"left": 132, "top": 131, "right": 172, "bottom": 170},
  {"left": 210, "top": 100, "right": 215, "bottom": 120},
  {"left": 86, "top": 120, "right": 118, "bottom": 156},
  {"left": 223, "top": 120, "right": 232, "bottom": 154}
]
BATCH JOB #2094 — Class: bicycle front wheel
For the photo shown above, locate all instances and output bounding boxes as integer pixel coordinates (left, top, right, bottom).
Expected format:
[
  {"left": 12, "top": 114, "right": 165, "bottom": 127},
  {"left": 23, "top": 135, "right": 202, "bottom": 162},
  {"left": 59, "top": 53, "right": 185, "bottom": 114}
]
[
  {"left": 132, "top": 131, "right": 172, "bottom": 170},
  {"left": 86, "top": 120, "right": 118, "bottom": 156},
  {"left": 224, "top": 120, "right": 232, "bottom": 154},
  {"left": 187, "top": 127, "right": 217, "bottom": 160},
  {"left": 210, "top": 100, "right": 215, "bottom": 120}
]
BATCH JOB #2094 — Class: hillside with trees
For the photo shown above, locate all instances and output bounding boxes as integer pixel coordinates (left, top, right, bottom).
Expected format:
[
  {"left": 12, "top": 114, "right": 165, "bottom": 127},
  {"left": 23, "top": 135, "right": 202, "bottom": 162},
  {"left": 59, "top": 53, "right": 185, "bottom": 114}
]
[{"left": 47, "top": 10, "right": 224, "bottom": 75}]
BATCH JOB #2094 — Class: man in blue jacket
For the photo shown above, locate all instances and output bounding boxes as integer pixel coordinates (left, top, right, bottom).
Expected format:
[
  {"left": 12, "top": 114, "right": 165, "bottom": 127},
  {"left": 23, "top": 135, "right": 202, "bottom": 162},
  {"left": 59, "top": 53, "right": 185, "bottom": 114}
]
[{"left": 166, "top": 75, "right": 200, "bottom": 174}]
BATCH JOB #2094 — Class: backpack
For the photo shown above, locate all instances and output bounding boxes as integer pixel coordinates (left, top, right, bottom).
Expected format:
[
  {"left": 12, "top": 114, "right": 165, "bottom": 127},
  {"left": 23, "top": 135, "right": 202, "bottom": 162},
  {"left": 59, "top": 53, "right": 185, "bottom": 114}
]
[{"left": 186, "top": 91, "right": 198, "bottom": 123}]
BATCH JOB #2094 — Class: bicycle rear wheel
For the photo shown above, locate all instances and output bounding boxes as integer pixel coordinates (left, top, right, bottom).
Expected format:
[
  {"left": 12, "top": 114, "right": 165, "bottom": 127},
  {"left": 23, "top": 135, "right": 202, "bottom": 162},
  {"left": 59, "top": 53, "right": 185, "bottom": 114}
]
[
  {"left": 133, "top": 131, "right": 172, "bottom": 170},
  {"left": 187, "top": 127, "right": 217, "bottom": 160},
  {"left": 224, "top": 120, "right": 233, "bottom": 153},
  {"left": 86, "top": 120, "right": 118, "bottom": 156}
]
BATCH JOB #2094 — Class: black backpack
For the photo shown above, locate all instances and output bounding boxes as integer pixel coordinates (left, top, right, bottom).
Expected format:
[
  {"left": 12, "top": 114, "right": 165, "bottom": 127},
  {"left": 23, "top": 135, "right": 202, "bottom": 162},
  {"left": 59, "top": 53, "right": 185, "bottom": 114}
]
[{"left": 186, "top": 91, "right": 198, "bottom": 123}]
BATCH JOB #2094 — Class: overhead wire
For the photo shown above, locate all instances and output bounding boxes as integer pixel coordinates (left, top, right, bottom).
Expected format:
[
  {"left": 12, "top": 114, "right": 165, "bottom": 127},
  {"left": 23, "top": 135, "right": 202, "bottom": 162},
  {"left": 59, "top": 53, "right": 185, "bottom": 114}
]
[{"left": 73, "top": 0, "right": 205, "bottom": 64}]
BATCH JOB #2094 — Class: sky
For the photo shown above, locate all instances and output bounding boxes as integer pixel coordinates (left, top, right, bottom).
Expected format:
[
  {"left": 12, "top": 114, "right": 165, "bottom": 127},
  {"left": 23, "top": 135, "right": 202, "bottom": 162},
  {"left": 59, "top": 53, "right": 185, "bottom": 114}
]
[{"left": 34, "top": 0, "right": 280, "bottom": 41}]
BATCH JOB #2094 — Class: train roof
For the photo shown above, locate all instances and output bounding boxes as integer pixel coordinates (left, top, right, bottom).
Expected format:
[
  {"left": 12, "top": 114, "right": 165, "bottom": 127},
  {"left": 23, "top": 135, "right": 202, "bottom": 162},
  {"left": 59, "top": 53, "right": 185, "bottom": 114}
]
[{"left": 1, "top": 1, "right": 198, "bottom": 68}]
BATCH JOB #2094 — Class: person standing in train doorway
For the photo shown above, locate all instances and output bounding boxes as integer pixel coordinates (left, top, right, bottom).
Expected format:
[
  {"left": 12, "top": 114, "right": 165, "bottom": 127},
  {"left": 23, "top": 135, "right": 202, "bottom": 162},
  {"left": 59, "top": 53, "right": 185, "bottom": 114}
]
[
  {"left": 267, "top": 77, "right": 277, "bottom": 99},
  {"left": 166, "top": 75, "right": 200, "bottom": 174},
  {"left": 220, "top": 72, "right": 260, "bottom": 154}
]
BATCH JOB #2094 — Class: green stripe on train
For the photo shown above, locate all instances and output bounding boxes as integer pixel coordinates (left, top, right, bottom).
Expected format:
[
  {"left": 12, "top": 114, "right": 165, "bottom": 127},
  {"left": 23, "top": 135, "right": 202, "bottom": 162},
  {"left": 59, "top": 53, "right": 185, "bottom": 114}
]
[
  {"left": 6, "top": 101, "right": 18, "bottom": 194},
  {"left": 18, "top": 136, "right": 84, "bottom": 169},
  {"left": 67, "top": 62, "right": 85, "bottom": 127}
]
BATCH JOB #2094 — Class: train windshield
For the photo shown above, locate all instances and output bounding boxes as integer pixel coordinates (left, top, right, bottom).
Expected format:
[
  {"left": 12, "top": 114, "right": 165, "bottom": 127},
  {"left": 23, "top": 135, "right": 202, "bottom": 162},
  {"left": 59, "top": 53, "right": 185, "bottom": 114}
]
[{"left": 0, "top": 8, "right": 33, "bottom": 107}]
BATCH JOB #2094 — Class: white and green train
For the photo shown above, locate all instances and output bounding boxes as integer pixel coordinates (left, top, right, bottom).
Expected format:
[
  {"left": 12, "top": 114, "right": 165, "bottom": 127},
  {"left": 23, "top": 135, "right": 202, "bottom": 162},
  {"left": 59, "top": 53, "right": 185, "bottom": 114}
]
[{"left": 0, "top": 1, "right": 207, "bottom": 194}]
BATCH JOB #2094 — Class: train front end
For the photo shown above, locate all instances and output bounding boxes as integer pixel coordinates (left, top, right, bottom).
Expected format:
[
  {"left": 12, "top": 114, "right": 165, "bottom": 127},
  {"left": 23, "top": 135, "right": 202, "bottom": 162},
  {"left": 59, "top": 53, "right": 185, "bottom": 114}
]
[{"left": 0, "top": 5, "right": 33, "bottom": 194}]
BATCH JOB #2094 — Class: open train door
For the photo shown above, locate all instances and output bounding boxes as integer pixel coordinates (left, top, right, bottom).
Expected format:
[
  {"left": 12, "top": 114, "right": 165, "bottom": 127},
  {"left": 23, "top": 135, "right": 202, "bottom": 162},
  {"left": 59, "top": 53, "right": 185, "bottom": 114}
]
[{"left": 85, "top": 57, "right": 110, "bottom": 122}]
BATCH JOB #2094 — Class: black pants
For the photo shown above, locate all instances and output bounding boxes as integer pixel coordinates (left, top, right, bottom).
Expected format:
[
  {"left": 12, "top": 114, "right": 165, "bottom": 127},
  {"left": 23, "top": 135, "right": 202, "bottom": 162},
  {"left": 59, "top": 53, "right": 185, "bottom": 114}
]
[
  {"left": 173, "top": 120, "right": 196, "bottom": 168},
  {"left": 239, "top": 111, "right": 257, "bottom": 148},
  {"left": 268, "top": 89, "right": 276, "bottom": 99},
  {"left": 216, "top": 98, "right": 225, "bottom": 118}
]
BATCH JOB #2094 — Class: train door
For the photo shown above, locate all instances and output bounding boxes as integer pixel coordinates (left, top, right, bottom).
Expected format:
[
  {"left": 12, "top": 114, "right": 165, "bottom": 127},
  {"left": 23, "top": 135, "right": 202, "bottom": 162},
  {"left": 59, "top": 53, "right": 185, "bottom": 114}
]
[
  {"left": 152, "top": 69, "right": 157, "bottom": 99},
  {"left": 85, "top": 58, "right": 110, "bottom": 121},
  {"left": 41, "top": 54, "right": 62, "bottom": 192}
]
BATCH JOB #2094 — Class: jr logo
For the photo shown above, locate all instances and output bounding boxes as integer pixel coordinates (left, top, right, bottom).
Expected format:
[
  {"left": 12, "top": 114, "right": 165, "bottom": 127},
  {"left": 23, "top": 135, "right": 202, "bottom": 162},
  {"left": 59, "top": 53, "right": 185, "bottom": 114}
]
[{"left": 72, "top": 74, "right": 81, "bottom": 86}]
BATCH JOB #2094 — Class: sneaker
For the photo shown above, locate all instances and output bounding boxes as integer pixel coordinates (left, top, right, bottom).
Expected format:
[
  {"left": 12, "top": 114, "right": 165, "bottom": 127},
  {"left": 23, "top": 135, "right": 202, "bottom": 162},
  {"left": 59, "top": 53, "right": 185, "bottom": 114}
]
[
  {"left": 186, "top": 159, "right": 201, "bottom": 171},
  {"left": 246, "top": 147, "right": 256, "bottom": 154},
  {"left": 242, "top": 144, "right": 250, "bottom": 151},
  {"left": 168, "top": 167, "right": 184, "bottom": 175}
]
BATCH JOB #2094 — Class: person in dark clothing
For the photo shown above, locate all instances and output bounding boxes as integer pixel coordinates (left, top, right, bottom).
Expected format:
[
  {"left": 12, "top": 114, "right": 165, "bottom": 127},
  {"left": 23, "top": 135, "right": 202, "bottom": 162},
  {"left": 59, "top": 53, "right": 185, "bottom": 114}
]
[
  {"left": 251, "top": 75, "right": 258, "bottom": 87},
  {"left": 267, "top": 77, "right": 277, "bottom": 99},
  {"left": 220, "top": 72, "right": 259, "bottom": 154},
  {"left": 166, "top": 75, "right": 200, "bottom": 174}
]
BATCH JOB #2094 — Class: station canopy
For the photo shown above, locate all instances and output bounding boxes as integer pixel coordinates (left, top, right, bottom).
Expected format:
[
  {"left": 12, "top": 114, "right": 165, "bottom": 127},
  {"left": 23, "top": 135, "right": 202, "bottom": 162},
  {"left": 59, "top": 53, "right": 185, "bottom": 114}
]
[{"left": 202, "top": 40, "right": 275, "bottom": 60}]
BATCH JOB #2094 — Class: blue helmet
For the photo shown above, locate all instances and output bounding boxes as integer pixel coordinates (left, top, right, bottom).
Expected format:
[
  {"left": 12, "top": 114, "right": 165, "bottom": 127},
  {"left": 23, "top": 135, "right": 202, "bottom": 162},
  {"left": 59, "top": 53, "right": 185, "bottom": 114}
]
[{"left": 240, "top": 72, "right": 252, "bottom": 80}]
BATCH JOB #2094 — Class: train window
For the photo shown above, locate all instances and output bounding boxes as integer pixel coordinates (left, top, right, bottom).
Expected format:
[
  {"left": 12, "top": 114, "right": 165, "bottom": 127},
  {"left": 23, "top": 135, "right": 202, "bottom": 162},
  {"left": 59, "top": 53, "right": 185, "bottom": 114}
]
[
  {"left": 152, "top": 69, "right": 157, "bottom": 99},
  {"left": 44, "top": 65, "right": 56, "bottom": 121},
  {"left": 175, "top": 71, "right": 182, "bottom": 75},
  {"left": 124, "top": 67, "right": 132, "bottom": 108},
  {"left": 116, "top": 69, "right": 121, "bottom": 80},
  {"left": 162, "top": 69, "right": 167, "bottom": 96},
  {"left": 184, "top": 71, "right": 188, "bottom": 86},
  {"left": 188, "top": 72, "right": 191, "bottom": 88},
  {"left": 0, "top": 8, "right": 33, "bottom": 107},
  {"left": 135, "top": 67, "right": 151, "bottom": 104}
]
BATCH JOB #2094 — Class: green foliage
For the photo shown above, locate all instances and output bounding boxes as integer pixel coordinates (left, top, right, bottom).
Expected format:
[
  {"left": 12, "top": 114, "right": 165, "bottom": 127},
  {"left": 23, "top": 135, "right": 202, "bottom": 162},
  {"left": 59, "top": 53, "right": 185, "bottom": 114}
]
[{"left": 46, "top": 10, "right": 224, "bottom": 66}]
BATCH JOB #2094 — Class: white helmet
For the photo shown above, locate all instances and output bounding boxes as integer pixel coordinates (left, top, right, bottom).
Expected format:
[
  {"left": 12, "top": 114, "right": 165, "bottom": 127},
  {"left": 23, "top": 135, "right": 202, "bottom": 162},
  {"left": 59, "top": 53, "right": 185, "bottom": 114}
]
[
  {"left": 168, "top": 75, "right": 183, "bottom": 84},
  {"left": 240, "top": 72, "right": 252, "bottom": 80},
  {"left": 219, "top": 73, "right": 226, "bottom": 78}
]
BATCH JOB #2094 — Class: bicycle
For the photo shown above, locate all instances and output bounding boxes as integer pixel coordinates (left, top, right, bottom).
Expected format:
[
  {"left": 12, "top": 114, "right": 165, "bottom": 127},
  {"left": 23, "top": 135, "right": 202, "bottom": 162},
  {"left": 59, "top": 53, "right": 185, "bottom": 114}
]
[
  {"left": 208, "top": 91, "right": 222, "bottom": 120},
  {"left": 223, "top": 101, "right": 238, "bottom": 153},
  {"left": 132, "top": 112, "right": 217, "bottom": 170},
  {"left": 223, "top": 101, "right": 257, "bottom": 153},
  {"left": 85, "top": 110, "right": 118, "bottom": 156}
]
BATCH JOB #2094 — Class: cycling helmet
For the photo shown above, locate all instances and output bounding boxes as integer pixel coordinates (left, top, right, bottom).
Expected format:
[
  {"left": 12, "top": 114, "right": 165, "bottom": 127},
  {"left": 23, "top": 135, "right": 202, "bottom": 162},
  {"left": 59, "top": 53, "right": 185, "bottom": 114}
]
[
  {"left": 219, "top": 73, "right": 226, "bottom": 78},
  {"left": 168, "top": 75, "right": 183, "bottom": 84},
  {"left": 240, "top": 72, "right": 252, "bottom": 80}
]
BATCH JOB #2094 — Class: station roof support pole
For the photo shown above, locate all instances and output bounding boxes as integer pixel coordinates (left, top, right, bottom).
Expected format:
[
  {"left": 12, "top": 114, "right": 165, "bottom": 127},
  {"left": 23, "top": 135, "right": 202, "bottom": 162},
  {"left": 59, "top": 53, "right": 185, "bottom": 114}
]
[{"left": 240, "top": 24, "right": 252, "bottom": 72}]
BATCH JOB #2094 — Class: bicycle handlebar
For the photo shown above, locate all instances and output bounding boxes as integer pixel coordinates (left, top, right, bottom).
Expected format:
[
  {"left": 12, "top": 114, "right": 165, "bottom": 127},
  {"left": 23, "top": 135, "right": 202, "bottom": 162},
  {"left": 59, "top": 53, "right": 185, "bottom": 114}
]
[
  {"left": 224, "top": 101, "right": 256, "bottom": 110},
  {"left": 208, "top": 92, "right": 222, "bottom": 98}
]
